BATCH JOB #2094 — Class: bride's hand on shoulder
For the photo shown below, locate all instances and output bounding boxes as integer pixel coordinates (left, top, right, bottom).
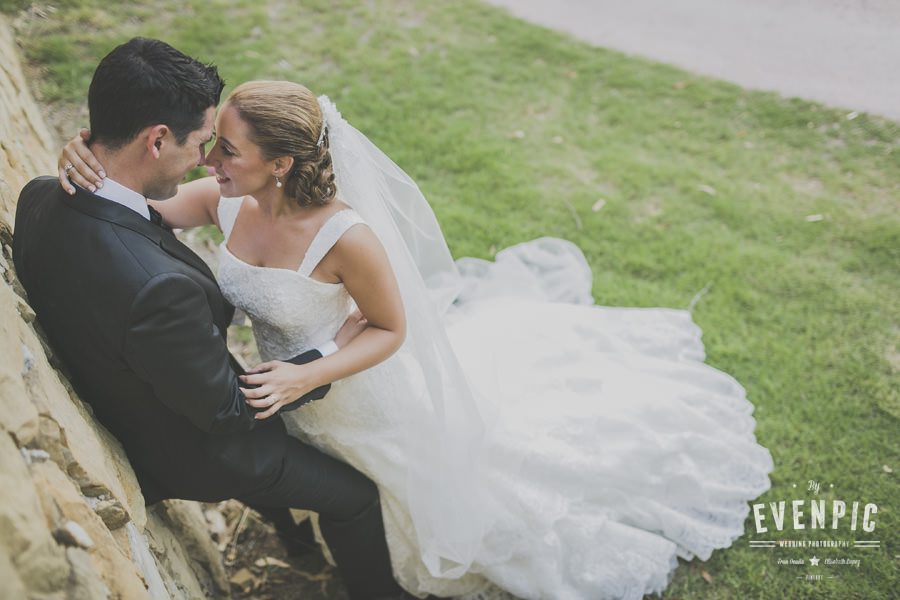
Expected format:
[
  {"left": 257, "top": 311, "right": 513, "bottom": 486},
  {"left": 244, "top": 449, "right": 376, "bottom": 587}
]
[
  {"left": 239, "top": 361, "right": 321, "bottom": 419},
  {"left": 58, "top": 128, "right": 105, "bottom": 195}
]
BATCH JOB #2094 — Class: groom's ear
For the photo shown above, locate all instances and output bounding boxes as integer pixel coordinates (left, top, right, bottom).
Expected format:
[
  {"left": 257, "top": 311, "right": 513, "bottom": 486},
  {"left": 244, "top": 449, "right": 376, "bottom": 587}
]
[{"left": 143, "top": 125, "right": 170, "bottom": 159}]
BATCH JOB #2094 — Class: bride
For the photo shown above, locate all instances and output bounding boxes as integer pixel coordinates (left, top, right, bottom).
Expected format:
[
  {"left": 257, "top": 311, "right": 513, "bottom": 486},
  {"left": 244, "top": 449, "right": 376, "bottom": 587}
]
[{"left": 60, "top": 80, "right": 774, "bottom": 599}]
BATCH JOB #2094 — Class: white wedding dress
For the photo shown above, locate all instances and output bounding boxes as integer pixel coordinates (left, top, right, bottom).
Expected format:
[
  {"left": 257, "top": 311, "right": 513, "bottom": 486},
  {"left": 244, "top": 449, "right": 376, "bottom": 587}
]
[{"left": 216, "top": 196, "right": 774, "bottom": 600}]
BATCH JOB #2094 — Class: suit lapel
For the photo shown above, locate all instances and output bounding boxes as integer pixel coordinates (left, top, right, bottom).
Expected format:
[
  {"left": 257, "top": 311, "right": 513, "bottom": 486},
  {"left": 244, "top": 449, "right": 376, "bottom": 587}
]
[
  {"left": 61, "top": 187, "right": 233, "bottom": 334},
  {"left": 63, "top": 187, "right": 217, "bottom": 284},
  {"left": 151, "top": 220, "right": 234, "bottom": 336},
  {"left": 157, "top": 232, "right": 216, "bottom": 282},
  {"left": 153, "top": 231, "right": 236, "bottom": 336}
]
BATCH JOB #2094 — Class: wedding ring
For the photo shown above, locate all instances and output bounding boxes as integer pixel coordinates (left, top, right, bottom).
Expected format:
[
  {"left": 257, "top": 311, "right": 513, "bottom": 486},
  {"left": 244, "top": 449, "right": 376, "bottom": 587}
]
[{"left": 63, "top": 162, "right": 74, "bottom": 173}]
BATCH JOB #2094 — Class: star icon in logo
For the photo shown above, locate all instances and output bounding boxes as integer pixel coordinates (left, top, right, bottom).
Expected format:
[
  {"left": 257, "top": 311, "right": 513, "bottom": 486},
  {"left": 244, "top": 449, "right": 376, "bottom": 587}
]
[{"left": 809, "top": 556, "right": 820, "bottom": 567}]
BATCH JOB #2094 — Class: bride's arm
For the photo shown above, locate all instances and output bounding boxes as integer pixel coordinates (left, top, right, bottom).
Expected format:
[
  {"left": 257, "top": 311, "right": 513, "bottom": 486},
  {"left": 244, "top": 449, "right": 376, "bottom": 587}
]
[
  {"left": 240, "top": 224, "right": 406, "bottom": 419},
  {"left": 57, "top": 130, "right": 220, "bottom": 229},
  {"left": 318, "top": 223, "right": 407, "bottom": 371},
  {"left": 146, "top": 177, "right": 220, "bottom": 229}
]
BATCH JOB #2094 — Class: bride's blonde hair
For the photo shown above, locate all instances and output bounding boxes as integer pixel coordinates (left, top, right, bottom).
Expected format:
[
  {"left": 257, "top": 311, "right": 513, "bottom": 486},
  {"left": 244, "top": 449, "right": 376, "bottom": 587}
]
[{"left": 225, "top": 80, "right": 336, "bottom": 207}]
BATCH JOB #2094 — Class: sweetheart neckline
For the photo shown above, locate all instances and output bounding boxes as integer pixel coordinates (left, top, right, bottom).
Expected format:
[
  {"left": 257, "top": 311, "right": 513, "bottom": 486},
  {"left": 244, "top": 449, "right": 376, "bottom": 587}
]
[{"left": 218, "top": 242, "right": 344, "bottom": 288}]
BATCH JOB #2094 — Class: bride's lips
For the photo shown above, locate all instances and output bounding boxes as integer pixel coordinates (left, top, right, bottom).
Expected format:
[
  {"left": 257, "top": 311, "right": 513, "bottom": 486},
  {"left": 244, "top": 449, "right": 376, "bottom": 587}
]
[{"left": 207, "top": 166, "right": 230, "bottom": 184}]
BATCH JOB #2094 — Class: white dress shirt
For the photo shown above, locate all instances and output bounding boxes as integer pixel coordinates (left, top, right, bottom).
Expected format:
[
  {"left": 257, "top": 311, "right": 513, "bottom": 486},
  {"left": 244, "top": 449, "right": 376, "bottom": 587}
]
[{"left": 91, "top": 177, "right": 151, "bottom": 220}]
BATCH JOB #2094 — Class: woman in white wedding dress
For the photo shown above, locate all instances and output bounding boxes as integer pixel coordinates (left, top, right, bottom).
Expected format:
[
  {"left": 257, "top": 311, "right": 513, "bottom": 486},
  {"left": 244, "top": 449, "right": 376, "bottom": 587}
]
[{"left": 60, "top": 80, "right": 774, "bottom": 600}]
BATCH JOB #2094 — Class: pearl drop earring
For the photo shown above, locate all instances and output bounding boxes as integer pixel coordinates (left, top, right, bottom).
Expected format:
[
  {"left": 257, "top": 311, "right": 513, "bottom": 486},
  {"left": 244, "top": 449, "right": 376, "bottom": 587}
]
[{"left": 275, "top": 176, "right": 282, "bottom": 188}]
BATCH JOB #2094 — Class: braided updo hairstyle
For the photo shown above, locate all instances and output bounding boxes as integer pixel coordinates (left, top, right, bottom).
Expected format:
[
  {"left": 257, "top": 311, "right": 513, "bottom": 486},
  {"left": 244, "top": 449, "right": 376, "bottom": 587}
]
[{"left": 226, "top": 80, "right": 336, "bottom": 207}]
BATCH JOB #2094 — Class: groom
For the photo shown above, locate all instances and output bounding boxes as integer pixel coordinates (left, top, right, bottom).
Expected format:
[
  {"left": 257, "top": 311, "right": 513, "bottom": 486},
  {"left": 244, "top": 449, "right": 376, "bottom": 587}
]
[{"left": 13, "top": 38, "right": 405, "bottom": 599}]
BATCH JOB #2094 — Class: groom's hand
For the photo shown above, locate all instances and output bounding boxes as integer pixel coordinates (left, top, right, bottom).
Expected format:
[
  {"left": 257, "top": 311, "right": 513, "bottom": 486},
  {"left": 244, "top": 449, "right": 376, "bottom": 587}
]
[{"left": 335, "top": 309, "right": 368, "bottom": 349}]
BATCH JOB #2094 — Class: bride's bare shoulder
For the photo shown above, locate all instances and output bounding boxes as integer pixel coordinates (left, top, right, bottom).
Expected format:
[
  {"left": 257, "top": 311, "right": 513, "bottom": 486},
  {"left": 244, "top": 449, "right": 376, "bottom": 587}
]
[{"left": 331, "top": 198, "right": 353, "bottom": 213}]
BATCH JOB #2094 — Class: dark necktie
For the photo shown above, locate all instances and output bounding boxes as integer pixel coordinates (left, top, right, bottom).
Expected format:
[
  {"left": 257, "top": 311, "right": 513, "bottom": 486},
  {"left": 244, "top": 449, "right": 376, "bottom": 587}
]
[
  {"left": 147, "top": 205, "right": 172, "bottom": 232},
  {"left": 148, "top": 205, "right": 163, "bottom": 225}
]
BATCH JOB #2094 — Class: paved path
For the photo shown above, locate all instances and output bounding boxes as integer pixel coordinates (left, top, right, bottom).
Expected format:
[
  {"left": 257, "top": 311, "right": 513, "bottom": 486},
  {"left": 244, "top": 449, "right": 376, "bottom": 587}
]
[{"left": 484, "top": 0, "right": 900, "bottom": 121}]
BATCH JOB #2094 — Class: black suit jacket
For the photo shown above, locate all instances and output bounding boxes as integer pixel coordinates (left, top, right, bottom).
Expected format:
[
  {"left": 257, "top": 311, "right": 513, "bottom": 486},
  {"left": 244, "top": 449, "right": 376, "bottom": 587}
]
[{"left": 13, "top": 177, "right": 327, "bottom": 504}]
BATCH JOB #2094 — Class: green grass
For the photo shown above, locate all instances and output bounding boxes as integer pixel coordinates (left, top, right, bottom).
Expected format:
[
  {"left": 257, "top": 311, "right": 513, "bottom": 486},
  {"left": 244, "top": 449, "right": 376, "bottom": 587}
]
[{"left": 7, "top": 1, "right": 899, "bottom": 598}]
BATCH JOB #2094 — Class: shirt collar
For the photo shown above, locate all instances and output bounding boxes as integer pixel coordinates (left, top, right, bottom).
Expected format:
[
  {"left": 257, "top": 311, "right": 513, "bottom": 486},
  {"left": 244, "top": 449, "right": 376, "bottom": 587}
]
[{"left": 92, "top": 176, "right": 151, "bottom": 221}]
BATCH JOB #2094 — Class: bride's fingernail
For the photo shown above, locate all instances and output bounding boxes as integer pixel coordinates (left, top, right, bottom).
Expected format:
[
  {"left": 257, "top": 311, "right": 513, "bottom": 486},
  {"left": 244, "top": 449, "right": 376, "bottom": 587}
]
[
  {"left": 98, "top": 171, "right": 106, "bottom": 179},
  {"left": 95, "top": 180, "right": 103, "bottom": 189},
  {"left": 88, "top": 185, "right": 96, "bottom": 192}
]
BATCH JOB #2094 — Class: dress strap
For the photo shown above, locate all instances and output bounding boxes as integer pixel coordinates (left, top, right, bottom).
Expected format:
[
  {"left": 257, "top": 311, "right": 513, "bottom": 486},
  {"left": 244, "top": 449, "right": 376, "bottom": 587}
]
[
  {"left": 298, "top": 209, "right": 365, "bottom": 277},
  {"left": 216, "top": 196, "right": 244, "bottom": 240}
]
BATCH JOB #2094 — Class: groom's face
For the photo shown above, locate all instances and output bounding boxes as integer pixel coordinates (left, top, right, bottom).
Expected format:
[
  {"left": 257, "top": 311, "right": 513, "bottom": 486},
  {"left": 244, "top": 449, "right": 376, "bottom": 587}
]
[{"left": 144, "top": 107, "right": 216, "bottom": 200}]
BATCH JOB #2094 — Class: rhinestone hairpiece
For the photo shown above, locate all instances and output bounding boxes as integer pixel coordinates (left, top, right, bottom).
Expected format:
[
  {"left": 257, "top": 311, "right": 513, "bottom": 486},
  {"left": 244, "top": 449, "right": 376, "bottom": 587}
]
[{"left": 316, "top": 121, "right": 327, "bottom": 149}]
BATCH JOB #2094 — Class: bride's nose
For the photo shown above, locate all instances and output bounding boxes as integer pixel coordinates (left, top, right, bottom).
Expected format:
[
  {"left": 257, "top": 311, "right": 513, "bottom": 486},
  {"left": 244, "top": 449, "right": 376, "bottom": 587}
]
[{"left": 204, "top": 146, "right": 220, "bottom": 168}]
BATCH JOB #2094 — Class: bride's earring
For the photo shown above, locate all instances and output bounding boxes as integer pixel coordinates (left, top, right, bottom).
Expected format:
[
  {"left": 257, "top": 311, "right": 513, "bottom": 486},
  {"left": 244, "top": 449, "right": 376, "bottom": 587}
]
[{"left": 275, "top": 175, "right": 283, "bottom": 188}]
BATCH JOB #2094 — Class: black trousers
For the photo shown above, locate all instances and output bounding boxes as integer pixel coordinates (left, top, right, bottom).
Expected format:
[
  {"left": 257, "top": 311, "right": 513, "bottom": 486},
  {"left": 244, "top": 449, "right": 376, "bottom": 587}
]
[{"left": 239, "top": 436, "right": 401, "bottom": 599}]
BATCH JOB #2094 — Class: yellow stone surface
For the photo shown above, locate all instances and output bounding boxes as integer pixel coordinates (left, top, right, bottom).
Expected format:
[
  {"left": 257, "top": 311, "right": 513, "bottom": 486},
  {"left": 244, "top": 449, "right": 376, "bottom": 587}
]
[{"left": 0, "top": 13, "right": 228, "bottom": 598}]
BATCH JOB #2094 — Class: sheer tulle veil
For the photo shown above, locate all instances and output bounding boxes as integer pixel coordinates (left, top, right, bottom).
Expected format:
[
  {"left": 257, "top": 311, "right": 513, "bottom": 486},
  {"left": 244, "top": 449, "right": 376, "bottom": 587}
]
[{"left": 316, "top": 96, "right": 502, "bottom": 578}]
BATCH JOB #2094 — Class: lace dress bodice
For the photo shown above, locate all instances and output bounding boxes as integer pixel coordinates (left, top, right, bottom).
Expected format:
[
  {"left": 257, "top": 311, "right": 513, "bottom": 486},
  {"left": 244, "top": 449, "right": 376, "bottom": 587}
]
[
  {"left": 216, "top": 196, "right": 362, "bottom": 362},
  {"left": 215, "top": 193, "right": 412, "bottom": 496}
]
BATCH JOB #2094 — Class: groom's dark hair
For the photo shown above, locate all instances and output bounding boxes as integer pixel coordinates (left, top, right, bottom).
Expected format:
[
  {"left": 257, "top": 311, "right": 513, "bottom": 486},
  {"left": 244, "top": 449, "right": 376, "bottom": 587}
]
[{"left": 87, "top": 37, "right": 225, "bottom": 150}]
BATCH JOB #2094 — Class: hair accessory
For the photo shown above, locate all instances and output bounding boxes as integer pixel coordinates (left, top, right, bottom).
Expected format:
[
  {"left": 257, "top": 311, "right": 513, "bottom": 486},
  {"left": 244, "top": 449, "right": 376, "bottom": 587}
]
[
  {"left": 316, "top": 122, "right": 327, "bottom": 149},
  {"left": 316, "top": 99, "right": 330, "bottom": 149}
]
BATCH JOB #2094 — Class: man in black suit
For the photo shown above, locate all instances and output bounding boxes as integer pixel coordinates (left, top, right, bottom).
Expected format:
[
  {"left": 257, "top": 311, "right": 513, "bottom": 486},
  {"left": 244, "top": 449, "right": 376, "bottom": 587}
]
[{"left": 13, "top": 38, "right": 404, "bottom": 599}]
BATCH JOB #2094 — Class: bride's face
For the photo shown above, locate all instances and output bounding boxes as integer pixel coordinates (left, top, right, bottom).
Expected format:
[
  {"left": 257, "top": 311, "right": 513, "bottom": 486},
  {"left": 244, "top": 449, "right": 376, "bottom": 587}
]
[{"left": 205, "top": 103, "right": 276, "bottom": 197}]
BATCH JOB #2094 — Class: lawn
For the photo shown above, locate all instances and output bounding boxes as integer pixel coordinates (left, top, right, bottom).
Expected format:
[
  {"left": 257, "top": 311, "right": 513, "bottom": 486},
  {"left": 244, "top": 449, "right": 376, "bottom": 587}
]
[{"left": 5, "top": 0, "right": 898, "bottom": 598}]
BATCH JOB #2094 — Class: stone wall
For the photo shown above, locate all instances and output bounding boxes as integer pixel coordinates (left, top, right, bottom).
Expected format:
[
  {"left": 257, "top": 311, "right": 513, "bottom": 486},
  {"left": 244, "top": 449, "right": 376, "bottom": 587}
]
[{"left": 0, "top": 15, "right": 229, "bottom": 599}]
